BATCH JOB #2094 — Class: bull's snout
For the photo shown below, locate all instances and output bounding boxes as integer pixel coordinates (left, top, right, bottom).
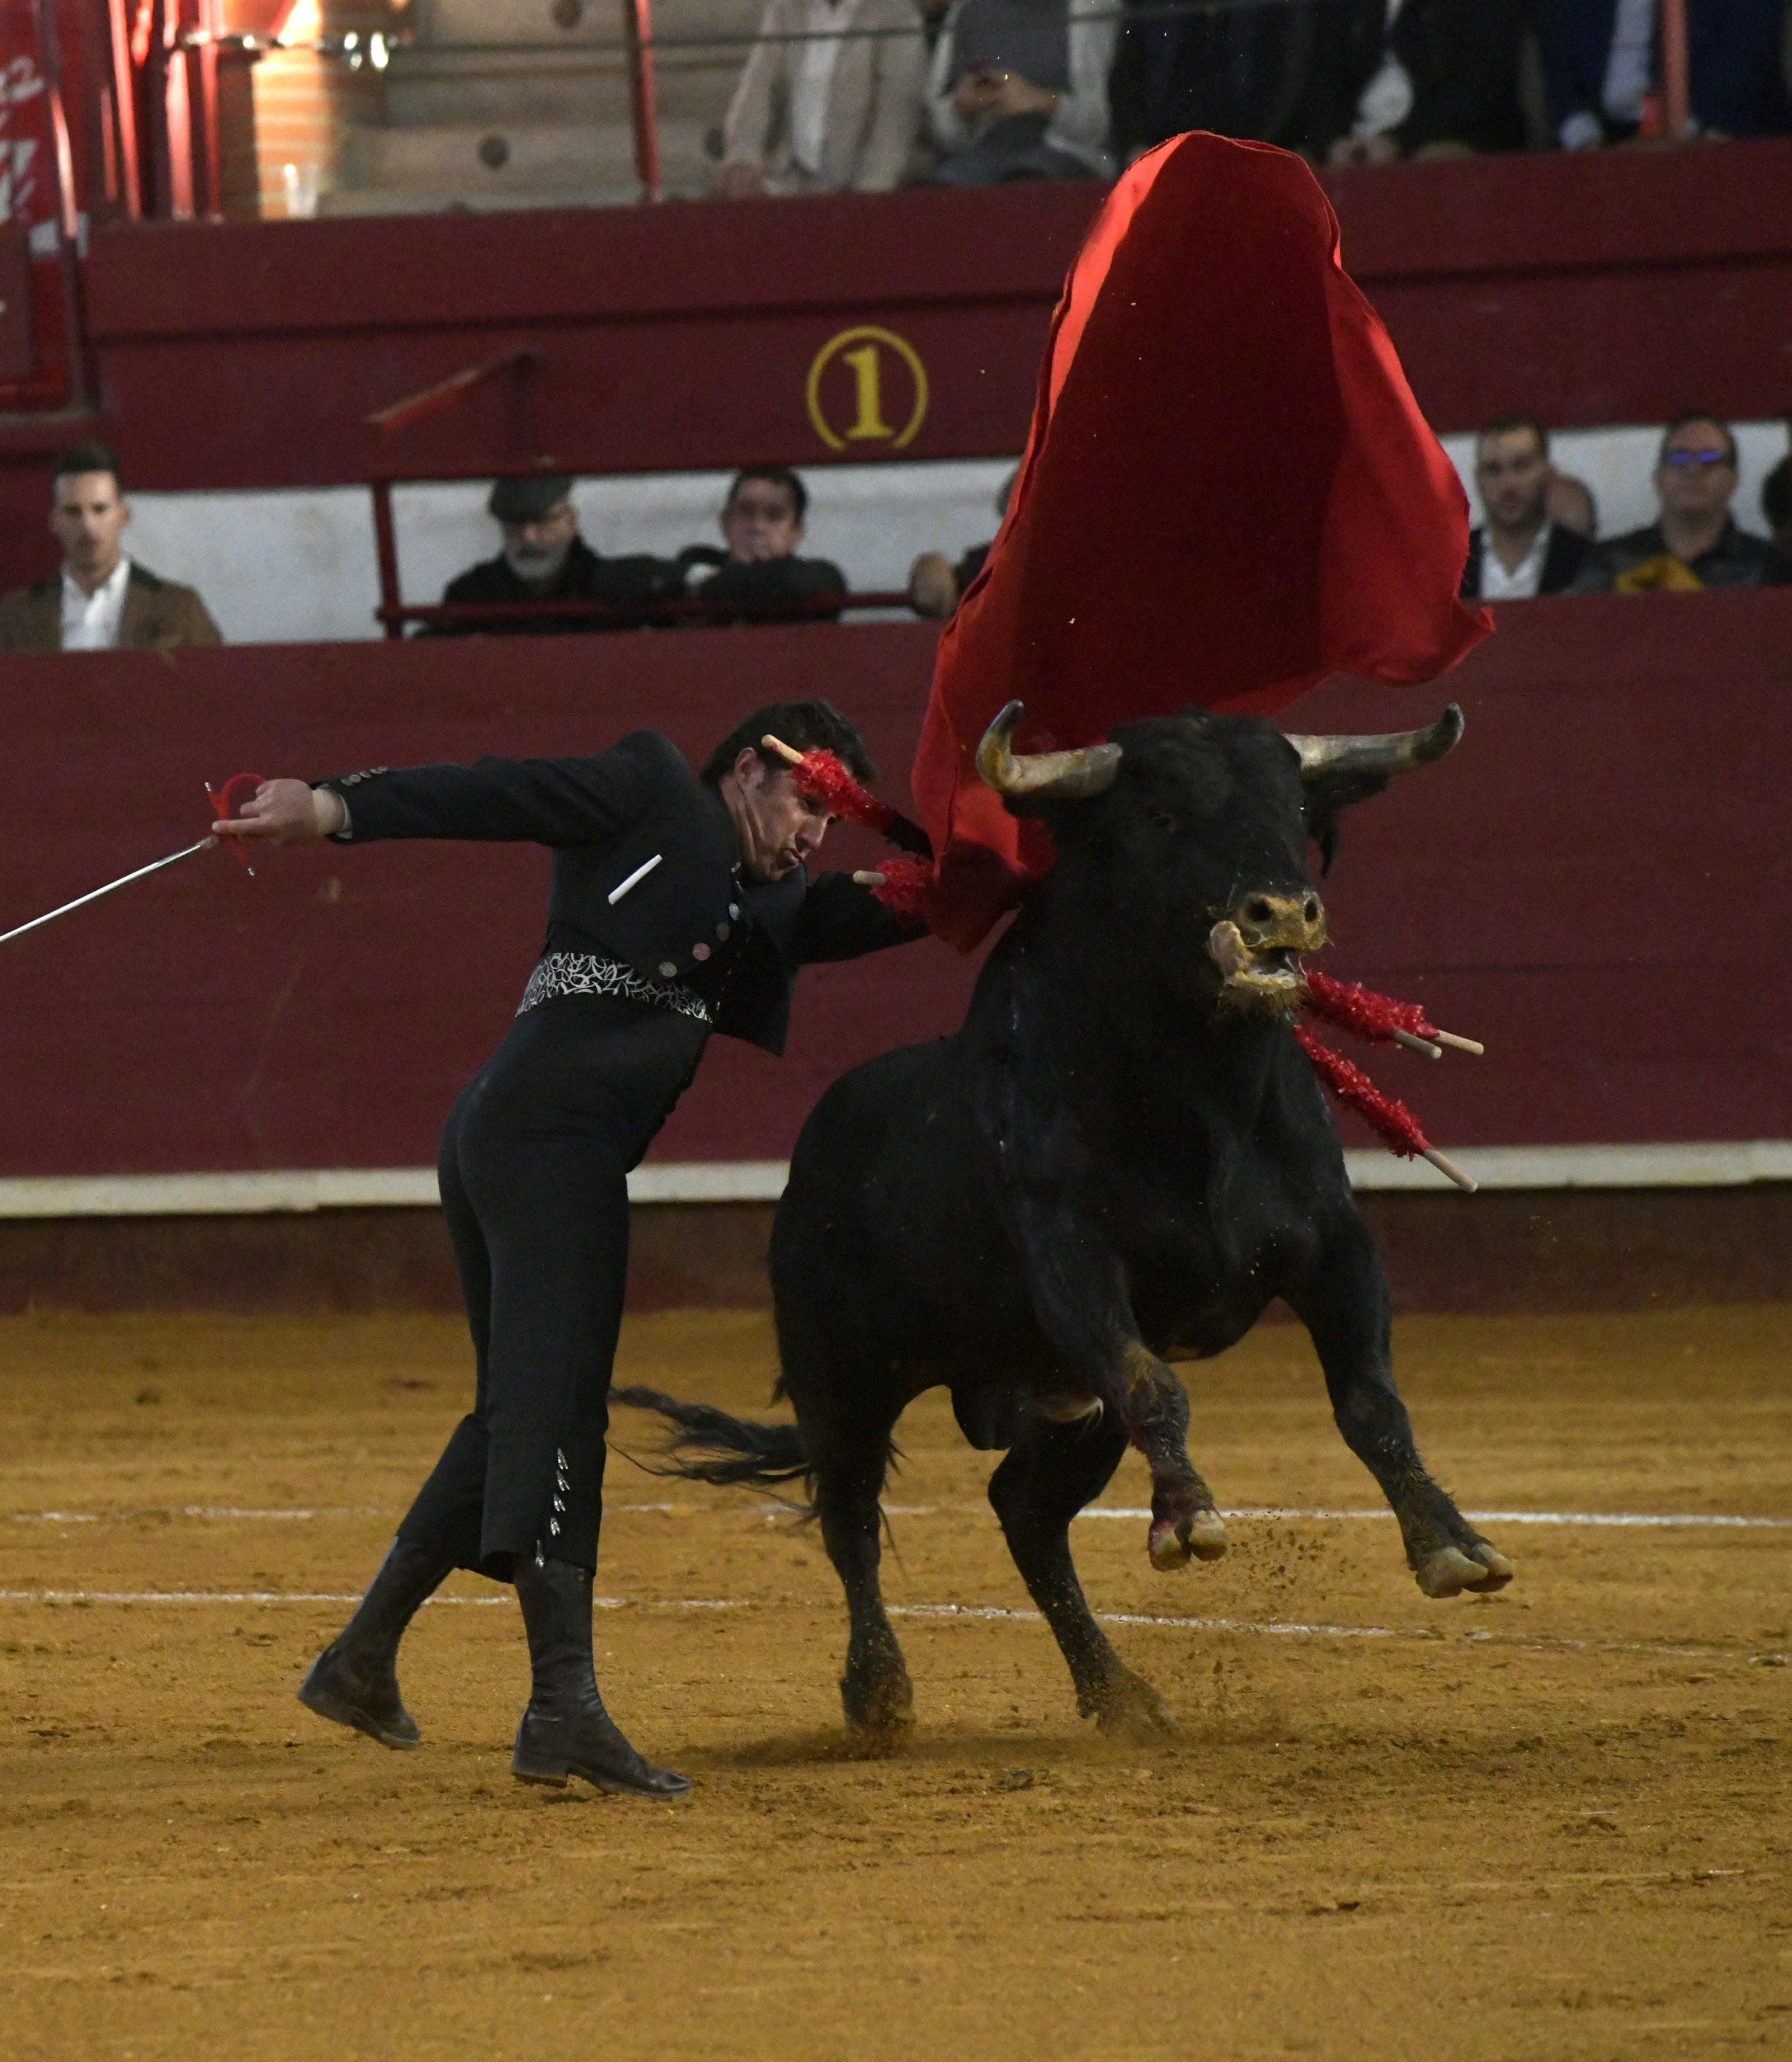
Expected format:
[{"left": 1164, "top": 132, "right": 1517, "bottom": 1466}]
[
  {"left": 1208, "top": 891, "right": 1326, "bottom": 1015},
  {"left": 1234, "top": 890, "right": 1326, "bottom": 951}
]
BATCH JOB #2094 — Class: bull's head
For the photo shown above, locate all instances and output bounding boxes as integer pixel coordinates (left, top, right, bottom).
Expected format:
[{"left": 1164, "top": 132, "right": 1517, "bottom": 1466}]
[{"left": 977, "top": 699, "right": 1463, "bottom": 1016}]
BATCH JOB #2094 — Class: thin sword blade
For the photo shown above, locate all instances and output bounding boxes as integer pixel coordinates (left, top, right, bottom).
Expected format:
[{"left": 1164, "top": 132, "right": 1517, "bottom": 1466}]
[{"left": 0, "top": 837, "right": 219, "bottom": 950}]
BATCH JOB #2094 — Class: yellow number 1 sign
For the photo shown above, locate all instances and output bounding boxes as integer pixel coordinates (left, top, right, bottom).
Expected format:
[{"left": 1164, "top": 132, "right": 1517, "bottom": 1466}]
[{"left": 806, "top": 326, "right": 930, "bottom": 452}]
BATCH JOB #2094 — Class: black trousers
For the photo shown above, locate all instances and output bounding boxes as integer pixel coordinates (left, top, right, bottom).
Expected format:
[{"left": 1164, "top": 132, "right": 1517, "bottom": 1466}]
[{"left": 396, "top": 994, "right": 709, "bottom": 1579}]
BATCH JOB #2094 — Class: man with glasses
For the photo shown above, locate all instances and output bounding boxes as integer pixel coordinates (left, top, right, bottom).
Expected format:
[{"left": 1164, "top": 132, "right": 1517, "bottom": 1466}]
[
  {"left": 678, "top": 467, "right": 848, "bottom": 624},
  {"left": 1573, "top": 415, "right": 1791, "bottom": 593}
]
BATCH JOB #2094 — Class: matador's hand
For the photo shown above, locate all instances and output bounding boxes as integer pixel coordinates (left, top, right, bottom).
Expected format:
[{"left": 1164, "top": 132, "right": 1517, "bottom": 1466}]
[{"left": 216, "top": 778, "right": 345, "bottom": 843}]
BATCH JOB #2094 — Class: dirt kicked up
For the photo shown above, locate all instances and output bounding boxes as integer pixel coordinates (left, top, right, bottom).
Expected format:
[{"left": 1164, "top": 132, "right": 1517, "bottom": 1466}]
[{"left": 0, "top": 1303, "right": 1788, "bottom": 2061}]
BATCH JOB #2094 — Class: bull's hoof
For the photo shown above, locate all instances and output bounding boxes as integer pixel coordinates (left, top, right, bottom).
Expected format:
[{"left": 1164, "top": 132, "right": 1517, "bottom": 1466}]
[
  {"left": 841, "top": 1668, "right": 915, "bottom": 1747},
  {"left": 1416, "top": 1542, "right": 1515, "bottom": 1598},
  {"left": 1148, "top": 1508, "right": 1229, "bottom": 1569},
  {"left": 1087, "top": 1668, "right": 1179, "bottom": 1739}
]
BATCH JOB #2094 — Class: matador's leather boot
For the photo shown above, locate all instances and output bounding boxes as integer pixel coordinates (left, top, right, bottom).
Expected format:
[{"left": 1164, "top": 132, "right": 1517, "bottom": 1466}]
[
  {"left": 511, "top": 1555, "right": 692, "bottom": 1798},
  {"left": 297, "top": 1537, "right": 453, "bottom": 1749}
]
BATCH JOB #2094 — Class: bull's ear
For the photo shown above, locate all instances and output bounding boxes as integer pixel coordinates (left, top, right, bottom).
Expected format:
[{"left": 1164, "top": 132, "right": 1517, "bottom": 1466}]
[
  {"left": 1301, "top": 767, "right": 1392, "bottom": 875},
  {"left": 1288, "top": 704, "right": 1463, "bottom": 874}
]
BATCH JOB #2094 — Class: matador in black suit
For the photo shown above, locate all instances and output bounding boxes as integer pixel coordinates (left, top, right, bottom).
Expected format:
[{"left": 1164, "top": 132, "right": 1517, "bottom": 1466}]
[{"left": 222, "top": 700, "right": 920, "bottom": 1799}]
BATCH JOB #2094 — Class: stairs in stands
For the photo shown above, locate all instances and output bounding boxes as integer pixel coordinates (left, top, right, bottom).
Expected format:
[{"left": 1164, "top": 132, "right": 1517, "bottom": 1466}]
[{"left": 326, "top": 0, "right": 760, "bottom": 213}]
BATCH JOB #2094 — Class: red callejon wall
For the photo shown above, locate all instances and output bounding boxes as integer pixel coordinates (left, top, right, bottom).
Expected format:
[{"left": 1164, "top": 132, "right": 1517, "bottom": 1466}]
[{"left": 0, "top": 589, "right": 1787, "bottom": 1179}]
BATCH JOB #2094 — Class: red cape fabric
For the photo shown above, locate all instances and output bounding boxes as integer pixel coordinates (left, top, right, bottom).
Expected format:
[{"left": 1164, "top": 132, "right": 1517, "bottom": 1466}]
[{"left": 911, "top": 133, "right": 1491, "bottom": 950}]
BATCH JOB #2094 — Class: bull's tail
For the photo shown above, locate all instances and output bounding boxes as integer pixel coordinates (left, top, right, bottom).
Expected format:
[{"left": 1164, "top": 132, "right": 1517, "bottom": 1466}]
[{"left": 612, "top": 1386, "right": 812, "bottom": 1495}]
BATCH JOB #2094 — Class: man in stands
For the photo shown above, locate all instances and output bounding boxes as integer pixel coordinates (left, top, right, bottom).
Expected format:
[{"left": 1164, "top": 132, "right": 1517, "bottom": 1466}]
[
  {"left": 428, "top": 475, "right": 682, "bottom": 635},
  {"left": 1313, "top": 0, "right": 1528, "bottom": 165},
  {"left": 923, "top": 0, "right": 1116, "bottom": 183},
  {"left": 716, "top": 0, "right": 927, "bottom": 196},
  {"left": 0, "top": 443, "right": 221, "bottom": 651},
  {"left": 1763, "top": 457, "right": 1791, "bottom": 562},
  {"left": 1460, "top": 414, "right": 1592, "bottom": 601},
  {"left": 1539, "top": 0, "right": 1791, "bottom": 148},
  {"left": 680, "top": 467, "right": 848, "bottom": 623},
  {"left": 1573, "top": 415, "right": 1792, "bottom": 593}
]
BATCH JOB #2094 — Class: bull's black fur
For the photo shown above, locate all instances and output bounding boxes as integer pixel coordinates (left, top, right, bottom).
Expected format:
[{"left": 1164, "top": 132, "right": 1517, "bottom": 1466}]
[{"left": 624, "top": 708, "right": 1511, "bottom": 1737}]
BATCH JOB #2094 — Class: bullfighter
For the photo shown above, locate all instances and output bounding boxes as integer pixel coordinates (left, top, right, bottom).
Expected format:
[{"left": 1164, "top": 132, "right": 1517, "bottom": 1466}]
[{"left": 220, "top": 701, "right": 921, "bottom": 1799}]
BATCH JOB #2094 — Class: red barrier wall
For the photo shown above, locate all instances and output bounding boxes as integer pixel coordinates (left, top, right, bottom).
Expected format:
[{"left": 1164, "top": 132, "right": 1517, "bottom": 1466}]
[{"left": 0, "top": 589, "right": 1787, "bottom": 1179}]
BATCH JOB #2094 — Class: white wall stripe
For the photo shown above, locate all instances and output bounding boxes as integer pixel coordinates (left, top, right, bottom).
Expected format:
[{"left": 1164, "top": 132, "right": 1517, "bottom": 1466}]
[{"left": 0, "top": 1142, "right": 1786, "bottom": 1220}]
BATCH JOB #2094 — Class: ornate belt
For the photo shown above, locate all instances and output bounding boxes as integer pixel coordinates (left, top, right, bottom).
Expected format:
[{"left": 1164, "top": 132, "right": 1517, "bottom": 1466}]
[{"left": 516, "top": 952, "right": 711, "bottom": 1025}]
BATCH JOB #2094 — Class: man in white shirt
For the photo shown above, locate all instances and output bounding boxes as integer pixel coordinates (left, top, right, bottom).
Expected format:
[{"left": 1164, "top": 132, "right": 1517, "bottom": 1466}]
[
  {"left": 1459, "top": 414, "right": 1592, "bottom": 602},
  {"left": 0, "top": 443, "right": 221, "bottom": 651}
]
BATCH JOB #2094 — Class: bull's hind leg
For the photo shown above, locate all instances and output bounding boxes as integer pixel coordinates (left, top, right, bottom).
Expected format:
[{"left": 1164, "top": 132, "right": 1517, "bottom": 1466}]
[
  {"left": 990, "top": 1411, "right": 1178, "bottom": 1734},
  {"left": 806, "top": 1400, "right": 913, "bottom": 1740},
  {"left": 1288, "top": 1217, "right": 1513, "bottom": 1598}
]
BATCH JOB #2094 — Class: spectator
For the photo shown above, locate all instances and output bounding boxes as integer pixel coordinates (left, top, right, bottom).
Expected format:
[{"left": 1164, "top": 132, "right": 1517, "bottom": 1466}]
[
  {"left": 717, "top": 0, "right": 927, "bottom": 197},
  {"left": 1539, "top": 0, "right": 1792, "bottom": 148},
  {"left": 924, "top": 0, "right": 1116, "bottom": 184},
  {"left": 908, "top": 466, "right": 1016, "bottom": 618},
  {"left": 680, "top": 468, "right": 848, "bottom": 623},
  {"left": 0, "top": 443, "right": 221, "bottom": 652},
  {"left": 1109, "top": 0, "right": 1322, "bottom": 162},
  {"left": 428, "top": 475, "right": 682, "bottom": 635},
  {"left": 1763, "top": 455, "right": 1791, "bottom": 560},
  {"left": 1307, "top": 0, "right": 1529, "bottom": 166},
  {"left": 1460, "top": 414, "right": 1593, "bottom": 600},
  {"left": 1572, "top": 414, "right": 1792, "bottom": 591}
]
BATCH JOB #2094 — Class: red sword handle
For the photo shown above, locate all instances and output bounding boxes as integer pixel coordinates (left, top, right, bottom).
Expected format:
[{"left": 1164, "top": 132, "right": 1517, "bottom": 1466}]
[{"left": 206, "top": 772, "right": 267, "bottom": 872}]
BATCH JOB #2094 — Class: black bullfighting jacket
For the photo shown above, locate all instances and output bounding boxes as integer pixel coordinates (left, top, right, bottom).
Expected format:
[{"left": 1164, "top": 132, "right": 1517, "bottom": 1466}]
[{"left": 316, "top": 729, "right": 916, "bottom": 1056}]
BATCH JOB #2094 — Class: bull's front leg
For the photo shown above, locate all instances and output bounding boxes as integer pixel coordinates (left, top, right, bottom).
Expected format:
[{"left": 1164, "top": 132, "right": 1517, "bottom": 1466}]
[
  {"left": 1285, "top": 1213, "right": 1513, "bottom": 1597},
  {"left": 1011, "top": 1198, "right": 1228, "bottom": 1572}
]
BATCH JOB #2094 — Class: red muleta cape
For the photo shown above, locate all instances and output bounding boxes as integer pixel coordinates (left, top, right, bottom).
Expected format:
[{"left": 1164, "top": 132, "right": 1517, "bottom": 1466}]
[{"left": 911, "top": 131, "right": 1491, "bottom": 950}]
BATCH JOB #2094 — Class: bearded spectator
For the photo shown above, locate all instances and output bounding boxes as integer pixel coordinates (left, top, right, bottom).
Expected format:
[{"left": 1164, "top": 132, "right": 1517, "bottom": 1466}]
[{"left": 428, "top": 477, "right": 682, "bottom": 635}]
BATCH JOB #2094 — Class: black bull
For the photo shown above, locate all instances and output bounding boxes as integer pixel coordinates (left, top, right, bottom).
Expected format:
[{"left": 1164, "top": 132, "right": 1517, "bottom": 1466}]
[{"left": 621, "top": 702, "right": 1512, "bottom": 1736}]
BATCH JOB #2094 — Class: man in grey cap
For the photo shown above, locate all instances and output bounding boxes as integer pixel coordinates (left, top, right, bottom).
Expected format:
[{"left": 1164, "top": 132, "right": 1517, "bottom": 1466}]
[{"left": 427, "top": 474, "right": 682, "bottom": 635}]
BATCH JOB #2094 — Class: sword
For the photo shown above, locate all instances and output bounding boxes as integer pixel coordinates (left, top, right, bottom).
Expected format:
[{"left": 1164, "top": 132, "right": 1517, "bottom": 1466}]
[{"left": 0, "top": 774, "right": 265, "bottom": 951}]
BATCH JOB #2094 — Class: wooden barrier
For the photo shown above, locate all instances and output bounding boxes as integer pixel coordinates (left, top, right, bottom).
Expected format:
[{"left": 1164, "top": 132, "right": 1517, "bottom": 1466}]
[{"left": 0, "top": 590, "right": 1787, "bottom": 1184}]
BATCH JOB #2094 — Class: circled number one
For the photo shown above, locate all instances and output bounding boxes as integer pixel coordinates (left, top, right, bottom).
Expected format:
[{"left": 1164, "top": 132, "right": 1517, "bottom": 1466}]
[{"left": 841, "top": 345, "right": 895, "bottom": 442}]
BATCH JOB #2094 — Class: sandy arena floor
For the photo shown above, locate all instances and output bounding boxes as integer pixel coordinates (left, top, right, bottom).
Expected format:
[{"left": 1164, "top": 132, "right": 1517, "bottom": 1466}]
[{"left": 0, "top": 1303, "right": 1788, "bottom": 2061}]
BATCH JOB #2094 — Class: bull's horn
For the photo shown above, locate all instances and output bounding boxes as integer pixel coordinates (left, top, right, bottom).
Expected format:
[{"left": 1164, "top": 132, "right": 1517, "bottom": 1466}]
[
  {"left": 976, "top": 700, "right": 1122, "bottom": 800},
  {"left": 1285, "top": 704, "right": 1464, "bottom": 781}
]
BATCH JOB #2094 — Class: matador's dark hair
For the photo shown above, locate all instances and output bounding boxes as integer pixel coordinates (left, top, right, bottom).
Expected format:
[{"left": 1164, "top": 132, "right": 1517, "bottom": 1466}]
[{"left": 700, "top": 699, "right": 877, "bottom": 787}]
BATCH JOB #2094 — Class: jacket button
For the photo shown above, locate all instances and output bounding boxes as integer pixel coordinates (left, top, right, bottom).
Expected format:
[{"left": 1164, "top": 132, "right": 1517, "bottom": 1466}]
[
  {"left": 728, "top": 903, "right": 740, "bottom": 919},
  {"left": 716, "top": 921, "right": 730, "bottom": 941},
  {"left": 658, "top": 960, "right": 678, "bottom": 977},
  {"left": 691, "top": 942, "right": 711, "bottom": 961}
]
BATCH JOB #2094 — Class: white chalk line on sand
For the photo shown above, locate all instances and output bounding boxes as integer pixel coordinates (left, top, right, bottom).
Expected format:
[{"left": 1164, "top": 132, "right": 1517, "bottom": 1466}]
[
  {"left": 11, "top": 1502, "right": 1791, "bottom": 1531},
  {"left": 0, "top": 1585, "right": 1778, "bottom": 1664}
]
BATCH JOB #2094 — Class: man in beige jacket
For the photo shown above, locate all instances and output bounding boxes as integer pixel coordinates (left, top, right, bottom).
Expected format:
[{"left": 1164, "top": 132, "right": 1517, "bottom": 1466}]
[
  {"left": 717, "top": 0, "right": 928, "bottom": 196},
  {"left": 0, "top": 442, "right": 222, "bottom": 652}
]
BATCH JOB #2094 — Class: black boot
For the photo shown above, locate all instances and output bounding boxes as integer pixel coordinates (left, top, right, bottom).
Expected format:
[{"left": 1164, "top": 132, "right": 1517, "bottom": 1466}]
[
  {"left": 298, "top": 1538, "right": 453, "bottom": 1749},
  {"left": 511, "top": 1556, "right": 692, "bottom": 1798}
]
